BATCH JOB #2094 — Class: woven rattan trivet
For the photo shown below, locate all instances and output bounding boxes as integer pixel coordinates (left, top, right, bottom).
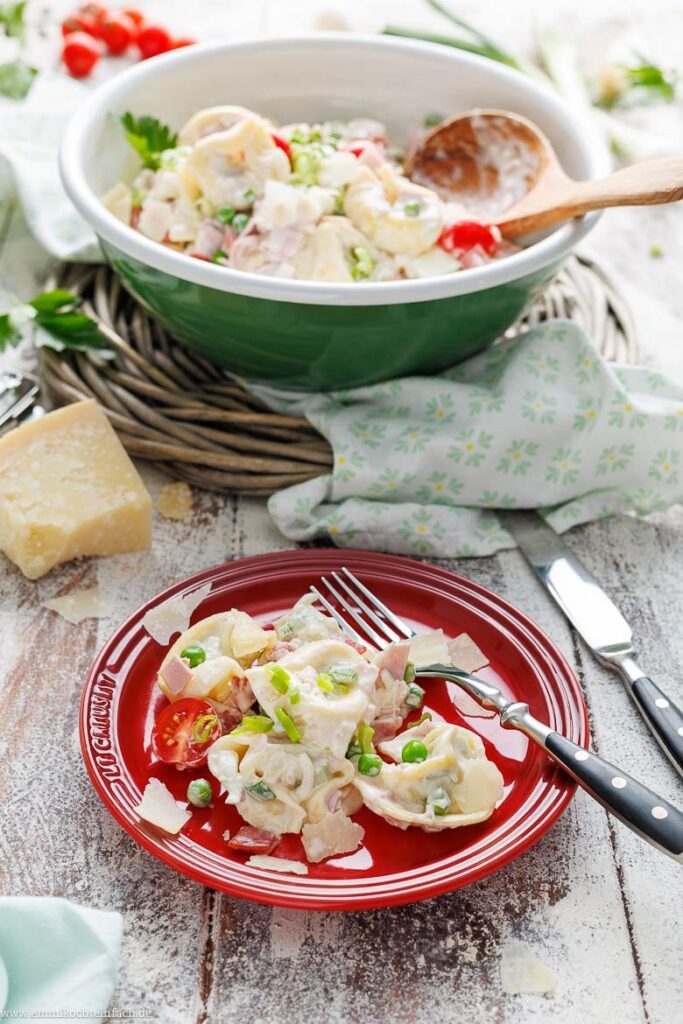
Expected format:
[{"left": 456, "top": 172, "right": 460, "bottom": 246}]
[{"left": 40, "top": 255, "right": 638, "bottom": 496}]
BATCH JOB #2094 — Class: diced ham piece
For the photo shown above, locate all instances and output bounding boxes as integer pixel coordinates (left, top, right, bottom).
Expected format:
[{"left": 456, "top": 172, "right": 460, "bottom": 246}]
[
  {"left": 375, "top": 640, "right": 410, "bottom": 681},
  {"left": 188, "top": 219, "right": 225, "bottom": 259},
  {"left": 159, "top": 654, "right": 193, "bottom": 696},
  {"left": 227, "top": 826, "right": 281, "bottom": 855},
  {"left": 230, "top": 675, "right": 256, "bottom": 713},
  {"left": 371, "top": 712, "right": 404, "bottom": 743}
]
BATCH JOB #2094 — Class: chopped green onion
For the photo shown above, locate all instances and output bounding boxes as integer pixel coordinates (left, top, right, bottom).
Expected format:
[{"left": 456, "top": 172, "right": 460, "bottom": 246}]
[
  {"left": 192, "top": 714, "right": 219, "bottom": 745},
  {"left": 232, "top": 212, "right": 250, "bottom": 233},
  {"left": 247, "top": 781, "right": 276, "bottom": 802},
  {"left": 327, "top": 664, "right": 359, "bottom": 685},
  {"left": 216, "top": 204, "right": 236, "bottom": 224},
  {"left": 317, "top": 672, "right": 335, "bottom": 694},
  {"left": 358, "top": 753, "right": 383, "bottom": 776},
  {"left": 351, "top": 245, "right": 375, "bottom": 281},
  {"left": 180, "top": 643, "right": 206, "bottom": 668},
  {"left": 404, "top": 201, "right": 421, "bottom": 217},
  {"left": 403, "top": 661, "right": 416, "bottom": 684},
  {"left": 211, "top": 249, "right": 228, "bottom": 264},
  {"left": 275, "top": 708, "right": 301, "bottom": 743},
  {"left": 187, "top": 778, "right": 212, "bottom": 807},
  {"left": 410, "top": 711, "right": 433, "bottom": 728},
  {"left": 405, "top": 684, "right": 425, "bottom": 709},
  {"left": 358, "top": 723, "right": 375, "bottom": 754},
  {"left": 346, "top": 741, "right": 362, "bottom": 759},
  {"left": 230, "top": 715, "right": 273, "bottom": 735},
  {"left": 427, "top": 785, "right": 451, "bottom": 816},
  {"left": 424, "top": 112, "right": 444, "bottom": 127},
  {"left": 289, "top": 689, "right": 301, "bottom": 705},
  {"left": 402, "top": 739, "right": 429, "bottom": 763},
  {"left": 266, "top": 663, "right": 290, "bottom": 694},
  {"left": 243, "top": 188, "right": 256, "bottom": 204}
]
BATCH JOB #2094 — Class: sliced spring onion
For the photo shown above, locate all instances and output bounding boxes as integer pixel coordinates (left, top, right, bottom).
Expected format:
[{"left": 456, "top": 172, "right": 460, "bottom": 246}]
[
  {"left": 346, "top": 741, "right": 362, "bottom": 759},
  {"left": 289, "top": 689, "right": 301, "bottom": 705},
  {"left": 243, "top": 188, "right": 256, "bottom": 203},
  {"left": 403, "top": 661, "right": 416, "bottom": 684},
  {"left": 410, "top": 711, "right": 433, "bottom": 728},
  {"left": 192, "top": 714, "right": 219, "bottom": 745},
  {"left": 247, "top": 781, "right": 276, "bottom": 802},
  {"left": 275, "top": 708, "right": 301, "bottom": 743},
  {"left": 230, "top": 715, "right": 274, "bottom": 735},
  {"left": 327, "top": 664, "right": 359, "bottom": 685},
  {"left": 180, "top": 643, "right": 206, "bottom": 668},
  {"left": 358, "top": 753, "right": 383, "bottom": 777},
  {"left": 187, "top": 778, "right": 212, "bottom": 807},
  {"left": 404, "top": 201, "right": 421, "bottom": 217},
  {"left": 211, "top": 249, "right": 227, "bottom": 264},
  {"left": 266, "top": 663, "right": 290, "bottom": 694},
  {"left": 427, "top": 785, "right": 451, "bottom": 816},
  {"left": 216, "top": 203, "right": 236, "bottom": 224},
  {"left": 317, "top": 672, "right": 335, "bottom": 694},
  {"left": 405, "top": 684, "right": 425, "bottom": 709},
  {"left": 358, "top": 723, "right": 375, "bottom": 754},
  {"left": 351, "top": 245, "right": 375, "bottom": 281},
  {"left": 401, "top": 739, "right": 429, "bottom": 763}
]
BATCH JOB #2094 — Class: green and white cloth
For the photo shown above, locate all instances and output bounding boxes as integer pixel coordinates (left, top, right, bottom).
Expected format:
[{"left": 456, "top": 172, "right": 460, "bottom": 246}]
[{"left": 256, "top": 320, "right": 683, "bottom": 557}]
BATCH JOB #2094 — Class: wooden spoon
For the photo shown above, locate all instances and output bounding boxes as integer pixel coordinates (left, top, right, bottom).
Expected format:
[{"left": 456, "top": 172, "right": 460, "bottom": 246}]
[{"left": 405, "top": 109, "right": 683, "bottom": 239}]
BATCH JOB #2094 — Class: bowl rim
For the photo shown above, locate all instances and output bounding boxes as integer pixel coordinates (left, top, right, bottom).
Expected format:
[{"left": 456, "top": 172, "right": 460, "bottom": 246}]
[{"left": 60, "top": 33, "right": 610, "bottom": 307}]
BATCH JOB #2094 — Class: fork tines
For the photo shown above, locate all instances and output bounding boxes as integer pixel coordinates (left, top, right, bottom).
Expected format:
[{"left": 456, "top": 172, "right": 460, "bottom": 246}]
[{"left": 311, "top": 567, "right": 413, "bottom": 651}]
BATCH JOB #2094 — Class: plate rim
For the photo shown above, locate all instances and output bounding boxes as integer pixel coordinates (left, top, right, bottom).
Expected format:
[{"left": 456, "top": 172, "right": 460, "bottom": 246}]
[{"left": 80, "top": 549, "right": 588, "bottom": 910}]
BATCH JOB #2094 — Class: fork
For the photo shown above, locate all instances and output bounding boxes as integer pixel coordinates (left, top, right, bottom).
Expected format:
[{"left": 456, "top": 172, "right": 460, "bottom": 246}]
[
  {"left": 311, "top": 568, "right": 683, "bottom": 864},
  {"left": 0, "top": 370, "right": 44, "bottom": 438}
]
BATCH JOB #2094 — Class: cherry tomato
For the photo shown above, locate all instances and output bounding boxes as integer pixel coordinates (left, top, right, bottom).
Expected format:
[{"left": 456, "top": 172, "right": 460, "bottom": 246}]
[
  {"left": 61, "top": 31, "right": 101, "bottom": 78},
  {"left": 227, "top": 826, "right": 280, "bottom": 855},
  {"left": 137, "top": 24, "right": 173, "bottom": 59},
  {"left": 101, "top": 14, "right": 136, "bottom": 55},
  {"left": 121, "top": 7, "right": 145, "bottom": 28},
  {"left": 340, "top": 138, "right": 373, "bottom": 158},
  {"left": 270, "top": 130, "right": 291, "bottom": 162},
  {"left": 438, "top": 220, "right": 499, "bottom": 256},
  {"left": 61, "top": 15, "right": 100, "bottom": 37},
  {"left": 78, "top": 3, "right": 107, "bottom": 36},
  {"left": 151, "top": 697, "right": 223, "bottom": 767},
  {"left": 170, "top": 37, "right": 198, "bottom": 50}
]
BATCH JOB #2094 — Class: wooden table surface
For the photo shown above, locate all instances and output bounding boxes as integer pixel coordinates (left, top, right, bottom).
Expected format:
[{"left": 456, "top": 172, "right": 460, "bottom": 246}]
[{"left": 1, "top": 2, "right": 683, "bottom": 1022}]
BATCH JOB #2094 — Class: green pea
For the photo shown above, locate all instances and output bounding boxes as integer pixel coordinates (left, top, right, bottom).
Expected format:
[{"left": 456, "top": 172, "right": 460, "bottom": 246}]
[
  {"left": 180, "top": 643, "right": 206, "bottom": 668},
  {"left": 402, "top": 739, "right": 429, "bottom": 763},
  {"left": 358, "top": 753, "right": 383, "bottom": 777},
  {"left": 187, "top": 778, "right": 212, "bottom": 808},
  {"left": 403, "top": 661, "right": 416, "bottom": 684},
  {"left": 232, "top": 212, "right": 250, "bottom": 233},
  {"left": 216, "top": 204, "right": 236, "bottom": 224},
  {"left": 427, "top": 785, "right": 451, "bottom": 816}
]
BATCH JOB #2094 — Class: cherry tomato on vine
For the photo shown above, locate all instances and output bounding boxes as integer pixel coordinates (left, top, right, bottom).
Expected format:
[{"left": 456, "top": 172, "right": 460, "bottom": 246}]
[
  {"left": 137, "top": 24, "right": 173, "bottom": 59},
  {"left": 61, "top": 31, "right": 101, "bottom": 78},
  {"left": 101, "top": 13, "right": 136, "bottom": 56}
]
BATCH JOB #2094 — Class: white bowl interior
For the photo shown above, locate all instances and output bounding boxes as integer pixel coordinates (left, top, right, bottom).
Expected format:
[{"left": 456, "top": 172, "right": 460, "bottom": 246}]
[{"left": 66, "top": 36, "right": 609, "bottom": 305}]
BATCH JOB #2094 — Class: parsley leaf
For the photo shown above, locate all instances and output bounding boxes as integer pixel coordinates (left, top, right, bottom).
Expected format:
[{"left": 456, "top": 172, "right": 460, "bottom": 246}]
[
  {"left": 0, "top": 1, "right": 26, "bottom": 42},
  {"left": 0, "top": 291, "right": 110, "bottom": 356},
  {"left": 0, "top": 57, "right": 37, "bottom": 99},
  {"left": 0, "top": 312, "right": 23, "bottom": 352},
  {"left": 121, "top": 112, "right": 179, "bottom": 170}
]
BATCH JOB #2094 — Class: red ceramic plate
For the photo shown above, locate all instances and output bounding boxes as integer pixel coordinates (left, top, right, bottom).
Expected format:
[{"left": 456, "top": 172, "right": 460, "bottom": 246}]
[{"left": 80, "top": 550, "right": 588, "bottom": 910}]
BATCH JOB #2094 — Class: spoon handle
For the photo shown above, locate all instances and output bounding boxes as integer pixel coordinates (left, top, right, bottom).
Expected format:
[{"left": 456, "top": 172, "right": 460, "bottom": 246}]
[{"left": 498, "top": 156, "right": 683, "bottom": 237}]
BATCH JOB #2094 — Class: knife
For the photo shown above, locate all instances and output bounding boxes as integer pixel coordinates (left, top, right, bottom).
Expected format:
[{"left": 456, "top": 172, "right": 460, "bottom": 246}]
[{"left": 504, "top": 510, "right": 683, "bottom": 778}]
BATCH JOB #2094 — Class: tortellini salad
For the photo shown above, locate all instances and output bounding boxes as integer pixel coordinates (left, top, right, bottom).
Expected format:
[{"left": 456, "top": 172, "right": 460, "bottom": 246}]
[
  {"left": 104, "top": 105, "right": 519, "bottom": 284},
  {"left": 137, "top": 593, "right": 504, "bottom": 875}
]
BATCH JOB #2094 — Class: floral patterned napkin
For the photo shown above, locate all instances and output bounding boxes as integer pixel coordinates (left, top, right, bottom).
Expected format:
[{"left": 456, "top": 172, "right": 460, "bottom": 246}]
[{"left": 251, "top": 320, "right": 683, "bottom": 557}]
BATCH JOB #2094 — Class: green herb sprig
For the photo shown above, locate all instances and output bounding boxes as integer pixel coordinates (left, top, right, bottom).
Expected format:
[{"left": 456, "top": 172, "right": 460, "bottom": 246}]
[
  {"left": 0, "top": 290, "right": 110, "bottom": 356},
  {"left": 121, "top": 112, "right": 179, "bottom": 171},
  {"left": 0, "top": 3, "right": 36, "bottom": 99}
]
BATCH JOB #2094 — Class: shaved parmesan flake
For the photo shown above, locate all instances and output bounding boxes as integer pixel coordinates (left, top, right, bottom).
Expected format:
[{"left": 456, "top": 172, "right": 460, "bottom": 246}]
[
  {"left": 43, "top": 586, "right": 110, "bottom": 625},
  {"left": 143, "top": 583, "right": 212, "bottom": 644},
  {"left": 500, "top": 940, "right": 556, "bottom": 995},
  {"left": 246, "top": 855, "right": 309, "bottom": 875},
  {"left": 301, "top": 810, "right": 364, "bottom": 863},
  {"left": 157, "top": 481, "right": 193, "bottom": 521},
  {"left": 448, "top": 633, "right": 488, "bottom": 673},
  {"left": 409, "top": 630, "right": 448, "bottom": 667},
  {"left": 134, "top": 779, "right": 192, "bottom": 835}
]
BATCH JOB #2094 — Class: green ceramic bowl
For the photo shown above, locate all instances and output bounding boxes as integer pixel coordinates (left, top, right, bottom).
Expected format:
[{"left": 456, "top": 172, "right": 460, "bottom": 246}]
[{"left": 60, "top": 36, "right": 609, "bottom": 391}]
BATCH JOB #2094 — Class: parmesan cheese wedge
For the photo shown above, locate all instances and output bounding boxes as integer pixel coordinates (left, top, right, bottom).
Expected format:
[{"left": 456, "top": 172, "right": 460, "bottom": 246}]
[
  {"left": 134, "top": 779, "right": 192, "bottom": 835},
  {"left": 246, "top": 855, "right": 309, "bottom": 875},
  {"left": 0, "top": 400, "right": 152, "bottom": 579}
]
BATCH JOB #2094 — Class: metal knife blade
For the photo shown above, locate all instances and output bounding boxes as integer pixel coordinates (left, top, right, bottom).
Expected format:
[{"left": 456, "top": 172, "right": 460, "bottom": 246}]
[{"left": 503, "top": 510, "right": 632, "bottom": 658}]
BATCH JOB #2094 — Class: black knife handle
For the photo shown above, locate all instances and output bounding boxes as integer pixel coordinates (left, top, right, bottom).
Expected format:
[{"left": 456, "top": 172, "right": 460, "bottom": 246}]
[
  {"left": 545, "top": 732, "right": 683, "bottom": 861},
  {"left": 629, "top": 676, "right": 683, "bottom": 778}
]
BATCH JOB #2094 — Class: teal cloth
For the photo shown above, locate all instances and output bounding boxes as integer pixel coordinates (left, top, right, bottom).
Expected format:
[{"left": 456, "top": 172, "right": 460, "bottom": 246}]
[{"left": 0, "top": 898, "right": 122, "bottom": 1017}]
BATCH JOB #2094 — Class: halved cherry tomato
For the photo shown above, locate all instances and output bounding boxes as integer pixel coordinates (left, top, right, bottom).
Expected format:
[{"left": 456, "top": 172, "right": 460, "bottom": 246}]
[
  {"left": 438, "top": 220, "right": 499, "bottom": 256},
  {"left": 61, "top": 31, "right": 101, "bottom": 78},
  {"left": 137, "top": 24, "right": 173, "bottom": 59},
  {"left": 101, "top": 13, "right": 136, "bottom": 55},
  {"left": 170, "top": 37, "right": 198, "bottom": 50},
  {"left": 121, "top": 7, "right": 145, "bottom": 28},
  {"left": 270, "top": 130, "right": 291, "bottom": 162},
  {"left": 227, "top": 826, "right": 281, "bottom": 855},
  {"left": 151, "top": 697, "right": 222, "bottom": 767}
]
